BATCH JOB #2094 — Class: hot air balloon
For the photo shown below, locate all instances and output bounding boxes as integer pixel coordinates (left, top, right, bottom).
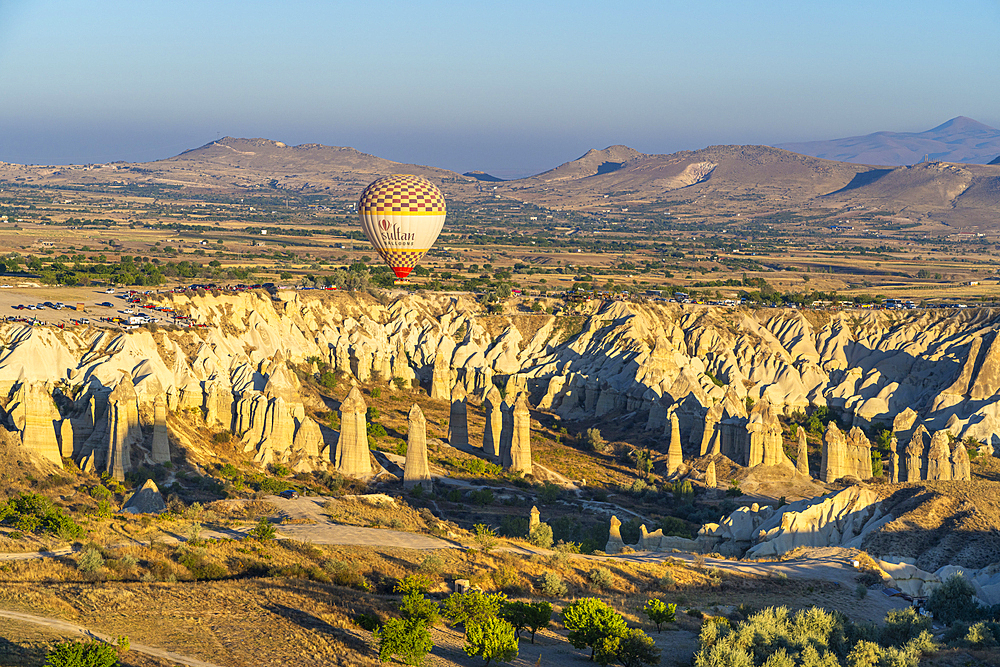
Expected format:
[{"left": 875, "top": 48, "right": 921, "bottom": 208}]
[{"left": 358, "top": 174, "right": 446, "bottom": 281}]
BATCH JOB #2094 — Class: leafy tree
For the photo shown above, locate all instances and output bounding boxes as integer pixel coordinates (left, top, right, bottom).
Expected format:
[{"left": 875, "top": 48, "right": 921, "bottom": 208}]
[
  {"left": 400, "top": 592, "right": 440, "bottom": 627},
  {"left": 563, "top": 598, "right": 628, "bottom": 659},
  {"left": 927, "top": 574, "right": 978, "bottom": 624},
  {"left": 501, "top": 601, "right": 552, "bottom": 643},
  {"left": 594, "top": 627, "right": 661, "bottom": 667},
  {"left": 584, "top": 428, "right": 608, "bottom": 453},
  {"left": 374, "top": 618, "right": 433, "bottom": 666},
  {"left": 464, "top": 617, "right": 518, "bottom": 665},
  {"left": 250, "top": 518, "right": 276, "bottom": 541},
  {"left": 528, "top": 522, "right": 554, "bottom": 549},
  {"left": 395, "top": 574, "right": 433, "bottom": 596},
  {"left": 443, "top": 590, "right": 507, "bottom": 628},
  {"left": 643, "top": 599, "right": 676, "bottom": 632},
  {"left": 473, "top": 524, "right": 498, "bottom": 552},
  {"left": 43, "top": 639, "right": 120, "bottom": 667}
]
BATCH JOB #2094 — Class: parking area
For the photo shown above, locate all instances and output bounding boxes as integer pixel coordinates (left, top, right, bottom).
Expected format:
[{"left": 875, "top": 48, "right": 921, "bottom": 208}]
[{"left": 0, "top": 286, "right": 169, "bottom": 329}]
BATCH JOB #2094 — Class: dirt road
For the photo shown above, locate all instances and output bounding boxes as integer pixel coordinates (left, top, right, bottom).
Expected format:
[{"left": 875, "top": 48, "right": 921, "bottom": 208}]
[{"left": 0, "top": 608, "right": 226, "bottom": 667}]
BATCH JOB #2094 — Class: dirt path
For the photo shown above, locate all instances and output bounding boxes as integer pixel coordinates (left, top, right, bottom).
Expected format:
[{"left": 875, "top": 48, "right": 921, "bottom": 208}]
[{"left": 0, "top": 608, "right": 226, "bottom": 667}]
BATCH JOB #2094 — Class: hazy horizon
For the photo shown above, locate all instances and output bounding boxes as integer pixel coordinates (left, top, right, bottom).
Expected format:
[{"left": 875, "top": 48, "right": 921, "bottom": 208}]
[{"left": 1, "top": 1, "right": 998, "bottom": 177}]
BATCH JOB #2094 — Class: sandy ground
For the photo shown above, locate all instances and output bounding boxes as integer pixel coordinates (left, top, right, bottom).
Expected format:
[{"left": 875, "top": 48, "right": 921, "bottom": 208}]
[{"left": 0, "top": 285, "right": 150, "bottom": 328}]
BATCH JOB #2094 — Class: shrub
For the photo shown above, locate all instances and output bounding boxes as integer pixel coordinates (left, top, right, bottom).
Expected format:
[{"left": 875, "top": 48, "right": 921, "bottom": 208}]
[
  {"left": 400, "top": 592, "right": 440, "bottom": 627},
  {"left": 880, "top": 607, "right": 931, "bottom": 647},
  {"left": 470, "top": 489, "right": 494, "bottom": 506},
  {"left": 77, "top": 547, "right": 104, "bottom": 574},
  {"left": 395, "top": 574, "right": 433, "bottom": 596},
  {"left": 563, "top": 598, "right": 628, "bottom": 659},
  {"left": 0, "top": 492, "right": 84, "bottom": 540},
  {"left": 464, "top": 617, "right": 519, "bottom": 666},
  {"left": 319, "top": 371, "right": 338, "bottom": 390},
  {"left": 490, "top": 564, "right": 521, "bottom": 592},
  {"left": 927, "top": 574, "right": 977, "bottom": 624},
  {"left": 43, "top": 639, "right": 122, "bottom": 667},
  {"left": 250, "top": 518, "right": 276, "bottom": 541},
  {"left": 501, "top": 601, "right": 552, "bottom": 643},
  {"left": 589, "top": 567, "right": 615, "bottom": 591},
  {"left": 528, "top": 522, "right": 554, "bottom": 549},
  {"left": 355, "top": 612, "right": 381, "bottom": 632},
  {"left": 474, "top": 524, "right": 498, "bottom": 552},
  {"left": 324, "top": 560, "right": 370, "bottom": 590},
  {"left": 539, "top": 572, "right": 567, "bottom": 597},
  {"left": 643, "top": 599, "right": 676, "bottom": 632},
  {"left": 694, "top": 605, "right": 936, "bottom": 667},
  {"left": 89, "top": 485, "right": 113, "bottom": 502},
  {"left": 594, "top": 627, "right": 660, "bottom": 667},
  {"left": 443, "top": 590, "right": 507, "bottom": 628},
  {"left": 418, "top": 555, "right": 445, "bottom": 576},
  {"left": 212, "top": 431, "right": 232, "bottom": 444},
  {"left": 374, "top": 618, "right": 433, "bottom": 666},
  {"left": 585, "top": 428, "right": 608, "bottom": 453},
  {"left": 963, "top": 621, "right": 1000, "bottom": 648}
]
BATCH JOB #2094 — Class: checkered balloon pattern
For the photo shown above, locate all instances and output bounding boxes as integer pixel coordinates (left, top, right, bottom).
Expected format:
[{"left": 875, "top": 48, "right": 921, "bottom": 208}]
[{"left": 358, "top": 174, "right": 446, "bottom": 214}]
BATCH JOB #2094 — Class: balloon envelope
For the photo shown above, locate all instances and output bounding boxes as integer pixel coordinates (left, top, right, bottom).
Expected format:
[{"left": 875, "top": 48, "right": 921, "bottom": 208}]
[{"left": 358, "top": 174, "right": 446, "bottom": 279}]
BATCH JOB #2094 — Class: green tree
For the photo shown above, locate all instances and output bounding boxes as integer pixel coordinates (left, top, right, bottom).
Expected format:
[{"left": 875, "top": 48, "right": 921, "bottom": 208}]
[
  {"left": 642, "top": 599, "right": 676, "bottom": 632},
  {"left": 563, "top": 598, "right": 628, "bottom": 659},
  {"left": 442, "top": 590, "right": 507, "bottom": 628},
  {"left": 594, "top": 628, "right": 661, "bottom": 667},
  {"left": 927, "top": 574, "right": 978, "bottom": 624},
  {"left": 395, "top": 574, "right": 433, "bottom": 596},
  {"left": 250, "top": 518, "right": 276, "bottom": 541},
  {"left": 528, "top": 522, "right": 554, "bottom": 548},
  {"left": 464, "top": 617, "right": 519, "bottom": 666},
  {"left": 374, "top": 618, "right": 433, "bottom": 666},
  {"left": 400, "top": 592, "right": 440, "bottom": 627},
  {"left": 501, "top": 601, "right": 552, "bottom": 643},
  {"left": 43, "top": 639, "right": 120, "bottom": 667},
  {"left": 585, "top": 428, "right": 608, "bottom": 453}
]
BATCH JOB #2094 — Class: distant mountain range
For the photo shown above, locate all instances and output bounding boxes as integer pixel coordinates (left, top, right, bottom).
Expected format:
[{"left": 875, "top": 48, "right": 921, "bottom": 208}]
[
  {"left": 2, "top": 129, "right": 999, "bottom": 230},
  {"left": 774, "top": 116, "right": 1000, "bottom": 166}
]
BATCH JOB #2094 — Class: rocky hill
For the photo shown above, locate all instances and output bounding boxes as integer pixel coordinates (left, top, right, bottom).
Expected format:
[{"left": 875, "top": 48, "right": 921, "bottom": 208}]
[
  {"left": 3, "top": 136, "right": 1000, "bottom": 228},
  {"left": 775, "top": 116, "right": 1000, "bottom": 165}
]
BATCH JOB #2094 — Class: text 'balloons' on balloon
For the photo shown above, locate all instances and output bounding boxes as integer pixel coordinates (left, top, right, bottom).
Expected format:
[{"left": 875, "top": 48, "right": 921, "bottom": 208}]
[{"left": 357, "top": 174, "right": 447, "bottom": 280}]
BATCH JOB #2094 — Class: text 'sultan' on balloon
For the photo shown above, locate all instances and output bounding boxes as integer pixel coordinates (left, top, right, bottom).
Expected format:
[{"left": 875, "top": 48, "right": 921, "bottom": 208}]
[{"left": 357, "top": 174, "right": 447, "bottom": 280}]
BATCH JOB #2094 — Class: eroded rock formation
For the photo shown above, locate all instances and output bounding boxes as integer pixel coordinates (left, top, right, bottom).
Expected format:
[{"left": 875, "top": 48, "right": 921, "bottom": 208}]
[
  {"left": 336, "top": 386, "right": 371, "bottom": 477},
  {"left": 403, "top": 404, "right": 432, "bottom": 491},
  {"left": 448, "top": 383, "right": 469, "bottom": 449}
]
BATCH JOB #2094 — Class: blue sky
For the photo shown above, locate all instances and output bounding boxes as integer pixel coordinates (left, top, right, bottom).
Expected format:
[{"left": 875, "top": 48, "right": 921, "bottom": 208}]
[{"left": 0, "top": 0, "right": 997, "bottom": 177}]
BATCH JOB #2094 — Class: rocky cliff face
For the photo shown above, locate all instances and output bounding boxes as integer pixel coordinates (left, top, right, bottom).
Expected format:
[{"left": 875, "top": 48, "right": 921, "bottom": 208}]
[{"left": 2, "top": 292, "right": 999, "bottom": 482}]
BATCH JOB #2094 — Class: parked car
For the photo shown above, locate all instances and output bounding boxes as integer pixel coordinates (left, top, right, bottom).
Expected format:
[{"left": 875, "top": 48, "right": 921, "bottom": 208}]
[{"left": 277, "top": 489, "right": 299, "bottom": 500}]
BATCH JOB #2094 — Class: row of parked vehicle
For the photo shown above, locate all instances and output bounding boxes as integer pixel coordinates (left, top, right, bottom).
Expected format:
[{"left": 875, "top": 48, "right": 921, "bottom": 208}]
[{"left": 11, "top": 301, "right": 68, "bottom": 311}]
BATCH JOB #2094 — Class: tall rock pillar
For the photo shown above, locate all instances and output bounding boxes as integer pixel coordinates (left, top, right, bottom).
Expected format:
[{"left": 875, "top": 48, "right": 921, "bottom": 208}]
[
  {"left": 430, "top": 348, "right": 451, "bottom": 401},
  {"left": 151, "top": 395, "right": 170, "bottom": 465},
  {"left": 483, "top": 385, "right": 503, "bottom": 460},
  {"left": 448, "top": 383, "right": 469, "bottom": 449},
  {"left": 820, "top": 422, "right": 848, "bottom": 483},
  {"left": 666, "top": 413, "right": 684, "bottom": 475},
  {"left": 796, "top": 426, "right": 810, "bottom": 477},
  {"left": 503, "top": 393, "right": 532, "bottom": 474},
  {"left": 403, "top": 404, "right": 432, "bottom": 491},
  {"left": 335, "top": 386, "right": 371, "bottom": 477}
]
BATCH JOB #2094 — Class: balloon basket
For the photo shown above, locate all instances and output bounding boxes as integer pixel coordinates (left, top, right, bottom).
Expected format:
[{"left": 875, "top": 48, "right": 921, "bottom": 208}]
[{"left": 393, "top": 279, "right": 412, "bottom": 286}]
